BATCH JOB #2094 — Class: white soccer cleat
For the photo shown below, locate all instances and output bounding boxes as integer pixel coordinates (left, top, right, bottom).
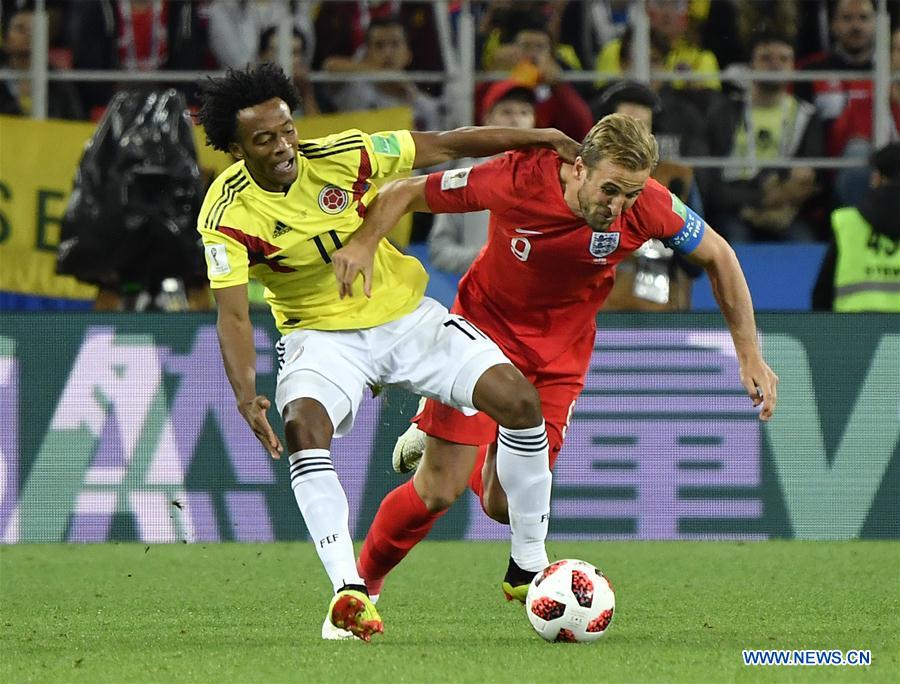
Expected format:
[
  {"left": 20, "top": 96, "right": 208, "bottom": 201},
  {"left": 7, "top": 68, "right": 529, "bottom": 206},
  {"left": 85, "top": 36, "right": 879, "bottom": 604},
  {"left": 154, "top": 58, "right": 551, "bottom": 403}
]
[
  {"left": 392, "top": 421, "right": 426, "bottom": 473},
  {"left": 321, "top": 617, "right": 358, "bottom": 641}
]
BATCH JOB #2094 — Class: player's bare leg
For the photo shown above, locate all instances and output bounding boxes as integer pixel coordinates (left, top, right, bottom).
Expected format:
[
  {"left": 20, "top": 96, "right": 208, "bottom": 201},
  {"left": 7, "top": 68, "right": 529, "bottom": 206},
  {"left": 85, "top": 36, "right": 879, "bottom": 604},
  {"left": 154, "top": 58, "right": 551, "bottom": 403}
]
[
  {"left": 414, "top": 437, "right": 479, "bottom": 513},
  {"left": 359, "top": 436, "right": 477, "bottom": 597},
  {"left": 479, "top": 444, "right": 509, "bottom": 524}
]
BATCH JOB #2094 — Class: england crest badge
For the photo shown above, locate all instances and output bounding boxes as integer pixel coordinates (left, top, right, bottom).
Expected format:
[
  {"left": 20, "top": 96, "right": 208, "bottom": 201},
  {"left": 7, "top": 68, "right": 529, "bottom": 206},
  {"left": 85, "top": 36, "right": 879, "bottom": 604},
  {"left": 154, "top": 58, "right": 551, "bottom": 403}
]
[{"left": 589, "top": 231, "right": 620, "bottom": 258}]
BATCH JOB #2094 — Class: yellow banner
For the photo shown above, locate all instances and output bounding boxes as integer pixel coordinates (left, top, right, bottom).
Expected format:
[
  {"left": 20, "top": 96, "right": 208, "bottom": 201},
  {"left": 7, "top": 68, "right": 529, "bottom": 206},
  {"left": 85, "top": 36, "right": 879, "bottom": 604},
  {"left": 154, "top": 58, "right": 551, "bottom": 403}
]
[{"left": 0, "top": 107, "right": 413, "bottom": 300}]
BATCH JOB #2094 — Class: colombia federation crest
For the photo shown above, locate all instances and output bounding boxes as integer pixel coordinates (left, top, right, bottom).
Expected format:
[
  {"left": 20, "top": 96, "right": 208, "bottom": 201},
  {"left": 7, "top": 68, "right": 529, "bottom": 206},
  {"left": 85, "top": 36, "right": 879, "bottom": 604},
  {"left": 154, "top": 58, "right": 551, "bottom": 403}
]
[{"left": 318, "top": 185, "right": 349, "bottom": 214}]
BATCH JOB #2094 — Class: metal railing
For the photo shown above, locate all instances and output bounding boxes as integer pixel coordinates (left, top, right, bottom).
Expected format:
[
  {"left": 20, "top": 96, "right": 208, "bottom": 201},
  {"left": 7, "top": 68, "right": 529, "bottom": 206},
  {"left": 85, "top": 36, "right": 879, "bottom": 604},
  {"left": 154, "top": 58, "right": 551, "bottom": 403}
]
[{"left": 3, "top": 0, "right": 895, "bottom": 171}]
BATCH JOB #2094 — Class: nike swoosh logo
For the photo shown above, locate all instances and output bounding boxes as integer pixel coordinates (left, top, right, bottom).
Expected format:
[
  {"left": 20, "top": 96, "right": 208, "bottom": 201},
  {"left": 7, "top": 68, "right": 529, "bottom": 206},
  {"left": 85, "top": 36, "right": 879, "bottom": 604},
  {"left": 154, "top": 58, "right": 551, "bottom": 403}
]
[{"left": 514, "top": 228, "right": 543, "bottom": 235}]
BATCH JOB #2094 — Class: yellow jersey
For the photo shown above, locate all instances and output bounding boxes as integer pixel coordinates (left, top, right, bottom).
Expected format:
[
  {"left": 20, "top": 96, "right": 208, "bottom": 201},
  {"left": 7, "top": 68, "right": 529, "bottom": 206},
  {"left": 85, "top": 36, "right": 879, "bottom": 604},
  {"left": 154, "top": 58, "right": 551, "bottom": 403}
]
[
  {"left": 595, "top": 38, "right": 721, "bottom": 90},
  {"left": 197, "top": 129, "right": 427, "bottom": 333}
]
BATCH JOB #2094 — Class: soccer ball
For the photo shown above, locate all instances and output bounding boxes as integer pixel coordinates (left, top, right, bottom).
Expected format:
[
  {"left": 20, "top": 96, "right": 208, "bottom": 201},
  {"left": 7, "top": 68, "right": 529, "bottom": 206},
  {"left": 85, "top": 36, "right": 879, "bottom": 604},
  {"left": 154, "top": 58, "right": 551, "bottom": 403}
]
[{"left": 525, "top": 559, "right": 615, "bottom": 643}]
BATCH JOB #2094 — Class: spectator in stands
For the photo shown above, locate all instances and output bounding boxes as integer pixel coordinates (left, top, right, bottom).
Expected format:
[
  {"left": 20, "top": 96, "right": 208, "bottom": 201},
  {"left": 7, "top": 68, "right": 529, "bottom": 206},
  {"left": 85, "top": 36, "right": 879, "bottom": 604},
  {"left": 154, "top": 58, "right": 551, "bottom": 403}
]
[
  {"left": 595, "top": 0, "right": 721, "bottom": 109},
  {"left": 67, "top": 0, "right": 206, "bottom": 118},
  {"left": 698, "top": 1, "right": 808, "bottom": 76},
  {"left": 313, "top": 1, "right": 442, "bottom": 74},
  {"left": 829, "top": 26, "right": 900, "bottom": 206},
  {"left": 477, "top": 13, "right": 593, "bottom": 141},
  {"left": 595, "top": 29, "right": 709, "bottom": 165},
  {"left": 427, "top": 81, "right": 537, "bottom": 274},
  {"left": 813, "top": 142, "right": 900, "bottom": 312},
  {"left": 206, "top": 0, "right": 315, "bottom": 70},
  {"left": 736, "top": 1, "right": 799, "bottom": 59},
  {"left": 323, "top": 15, "right": 442, "bottom": 131},
  {"left": 796, "top": 0, "right": 875, "bottom": 127},
  {"left": 478, "top": 2, "right": 582, "bottom": 73},
  {"left": 257, "top": 26, "right": 320, "bottom": 116},
  {"left": 592, "top": 80, "right": 705, "bottom": 215},
  {"left": 0, "top": 7, "right": 83, "bottom": 119},
  {"left": 702, "top": 31, "right": 823, "bottom": 243},
  {"left": 1, "top": 0, "right": 70, "bottom": 57}
]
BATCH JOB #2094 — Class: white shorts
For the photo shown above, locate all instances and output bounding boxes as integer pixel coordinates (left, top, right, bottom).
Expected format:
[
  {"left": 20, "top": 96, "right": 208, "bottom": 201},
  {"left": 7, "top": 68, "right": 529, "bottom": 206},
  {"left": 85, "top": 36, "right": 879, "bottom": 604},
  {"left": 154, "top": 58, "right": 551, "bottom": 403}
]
[{"left": 274, "top": 297, "right": 511, "bottom": 437}]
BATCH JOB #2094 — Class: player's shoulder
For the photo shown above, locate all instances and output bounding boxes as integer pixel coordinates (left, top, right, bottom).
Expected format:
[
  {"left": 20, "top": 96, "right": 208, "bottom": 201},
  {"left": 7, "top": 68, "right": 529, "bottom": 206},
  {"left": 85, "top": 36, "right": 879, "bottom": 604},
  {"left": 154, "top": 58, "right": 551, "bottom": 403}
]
[
  {"left": 619, "top": 177, "right": 675, "bottom": 230},
  {"left": 623, "top": 176, "right": 693, "bottom": 239},
  {"left": 199, "top": 161, "right": 252, "bottom": 230},
  {"left": 504, "top": 147, "right": 559, "bottom": 172},
  {"left": 205, "top": 160, "right": 248, "bottom": 196},
  {"left": 298, "top": 128, "right": 376, "bottom": 180},
  {"left": 298, "top": 128, "right": 368, "bottom": 157},
  {"left": 498, "top": 148, "right": 561, "bottom": 194}
]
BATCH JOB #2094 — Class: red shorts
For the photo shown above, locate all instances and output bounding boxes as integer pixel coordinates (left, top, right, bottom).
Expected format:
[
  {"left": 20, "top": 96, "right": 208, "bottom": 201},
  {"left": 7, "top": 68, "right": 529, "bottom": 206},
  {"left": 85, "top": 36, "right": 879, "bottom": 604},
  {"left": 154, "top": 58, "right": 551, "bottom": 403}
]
[{"left": 415, "top": 375, "right": 582, "bottom": 470}]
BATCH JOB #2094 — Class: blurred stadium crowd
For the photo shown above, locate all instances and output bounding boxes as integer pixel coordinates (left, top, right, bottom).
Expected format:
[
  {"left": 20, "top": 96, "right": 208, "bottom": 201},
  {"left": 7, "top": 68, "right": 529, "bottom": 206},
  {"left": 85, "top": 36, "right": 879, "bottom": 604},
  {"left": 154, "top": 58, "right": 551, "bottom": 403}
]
[{"left": 1, "top": 0, "right": 898, "bottom": 310}]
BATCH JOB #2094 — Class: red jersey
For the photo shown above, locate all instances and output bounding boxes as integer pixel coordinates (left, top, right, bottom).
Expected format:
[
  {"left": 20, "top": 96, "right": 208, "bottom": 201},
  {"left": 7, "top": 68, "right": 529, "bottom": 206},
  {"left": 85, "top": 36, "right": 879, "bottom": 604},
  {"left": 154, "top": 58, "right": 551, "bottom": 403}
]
[
  {"left": 828, "top": 97, "right": 900, "bottom": 156},
  {"left": 424, "top": 149, "right": 691, "bottom": 374}
]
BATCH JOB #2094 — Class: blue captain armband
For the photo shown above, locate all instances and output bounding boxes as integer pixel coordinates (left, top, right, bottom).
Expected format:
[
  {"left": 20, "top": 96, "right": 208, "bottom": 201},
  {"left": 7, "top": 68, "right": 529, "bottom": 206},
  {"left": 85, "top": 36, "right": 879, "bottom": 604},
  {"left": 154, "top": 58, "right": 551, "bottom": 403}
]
[{"left": 663, "top": 205, "right": 705, "bottom": 255}]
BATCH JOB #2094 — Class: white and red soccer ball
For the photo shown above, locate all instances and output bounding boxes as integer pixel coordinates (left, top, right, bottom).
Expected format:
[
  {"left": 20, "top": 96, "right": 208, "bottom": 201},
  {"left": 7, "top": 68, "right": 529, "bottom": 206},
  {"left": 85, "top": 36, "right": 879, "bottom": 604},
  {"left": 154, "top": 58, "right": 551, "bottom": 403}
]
[{"left": 525, "top": 559, "right": 615, "bottom": 643}]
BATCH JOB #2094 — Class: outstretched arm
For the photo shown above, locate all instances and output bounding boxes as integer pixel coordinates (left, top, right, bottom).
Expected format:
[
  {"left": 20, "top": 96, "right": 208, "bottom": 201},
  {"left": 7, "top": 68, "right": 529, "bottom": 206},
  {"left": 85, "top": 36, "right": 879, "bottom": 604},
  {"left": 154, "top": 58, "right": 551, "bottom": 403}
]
[
  {"left": 685, "top": 226, "right": 779, "bottom": 421},
  {"left": 410, "top": 127, "right": 579, "bottom": 168},
  {"left": 332, "top": 176, "right": 429, "bottom": 298},
  {"left": 214, "top": 284, "right": 284, "bottom": 458}
]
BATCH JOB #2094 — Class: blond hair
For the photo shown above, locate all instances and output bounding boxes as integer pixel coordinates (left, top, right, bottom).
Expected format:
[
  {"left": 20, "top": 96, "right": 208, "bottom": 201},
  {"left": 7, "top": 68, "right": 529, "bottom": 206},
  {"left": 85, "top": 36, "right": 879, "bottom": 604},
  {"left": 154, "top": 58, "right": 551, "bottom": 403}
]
[{"left": 580, "top": 113, "right": 659, "bottom": 172}]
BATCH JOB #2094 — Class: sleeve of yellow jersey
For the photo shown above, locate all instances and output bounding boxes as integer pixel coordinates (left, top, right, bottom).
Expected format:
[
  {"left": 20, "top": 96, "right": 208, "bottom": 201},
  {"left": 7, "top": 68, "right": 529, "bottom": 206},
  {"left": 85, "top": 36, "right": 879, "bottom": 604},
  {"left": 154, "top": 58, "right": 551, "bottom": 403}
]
[
  {"left": 363, "top": 129, "right": 417, "bottom": 179},
  {"left": 197, "top": 216, "right": 250, "bottom": 289}
]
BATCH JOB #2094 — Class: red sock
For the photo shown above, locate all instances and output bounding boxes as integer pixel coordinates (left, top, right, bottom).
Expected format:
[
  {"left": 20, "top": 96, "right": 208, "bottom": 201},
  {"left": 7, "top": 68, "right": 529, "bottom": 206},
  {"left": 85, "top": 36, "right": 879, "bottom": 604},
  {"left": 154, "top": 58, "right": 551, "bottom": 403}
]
[{"left": 358, "top": 478, "right": 444, "bottom": 595}]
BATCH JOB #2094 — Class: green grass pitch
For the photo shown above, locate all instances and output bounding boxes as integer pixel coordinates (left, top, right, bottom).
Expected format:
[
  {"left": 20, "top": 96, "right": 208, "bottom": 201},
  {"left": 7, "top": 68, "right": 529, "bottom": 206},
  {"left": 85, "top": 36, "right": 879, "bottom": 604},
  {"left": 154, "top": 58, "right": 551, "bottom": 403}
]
[{"left": 2, "top": 541, "right": 898, "bottom": 683}]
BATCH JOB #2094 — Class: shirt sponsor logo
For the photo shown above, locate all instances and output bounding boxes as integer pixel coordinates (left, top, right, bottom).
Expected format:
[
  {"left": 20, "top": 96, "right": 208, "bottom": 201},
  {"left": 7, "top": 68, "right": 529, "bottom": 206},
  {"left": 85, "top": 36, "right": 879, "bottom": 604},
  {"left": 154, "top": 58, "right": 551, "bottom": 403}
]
[
  {"left": 589, "top": 231, "right": 620, "bottom": 258},
  {"left": 205, "top": 244, "right": 231, "bottom": 276},
  {"left": 441, "top": 167, "right": 472, "bottom": 191},
  {"left": 318, "top": 185, "right": 349, "bottom": 214}
]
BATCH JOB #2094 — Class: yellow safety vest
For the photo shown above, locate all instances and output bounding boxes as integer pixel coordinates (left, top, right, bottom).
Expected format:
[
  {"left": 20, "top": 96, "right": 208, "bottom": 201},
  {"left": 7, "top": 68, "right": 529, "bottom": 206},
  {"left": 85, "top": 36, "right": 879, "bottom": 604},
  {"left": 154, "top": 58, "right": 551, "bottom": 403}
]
[{"left": 831, "top": 207, "right": 900, "bottom": 312}]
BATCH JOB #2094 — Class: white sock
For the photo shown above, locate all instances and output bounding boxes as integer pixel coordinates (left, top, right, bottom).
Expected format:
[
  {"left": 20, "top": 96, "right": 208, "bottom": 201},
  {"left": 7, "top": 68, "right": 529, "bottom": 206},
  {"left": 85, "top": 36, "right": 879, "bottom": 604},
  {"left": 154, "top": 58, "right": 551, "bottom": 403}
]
[
  {"left": 289, "top": 449, "right": 363, "bottom": 593},
  {"left": 496, "top": 421, "right": 551, "bottom": 572}
]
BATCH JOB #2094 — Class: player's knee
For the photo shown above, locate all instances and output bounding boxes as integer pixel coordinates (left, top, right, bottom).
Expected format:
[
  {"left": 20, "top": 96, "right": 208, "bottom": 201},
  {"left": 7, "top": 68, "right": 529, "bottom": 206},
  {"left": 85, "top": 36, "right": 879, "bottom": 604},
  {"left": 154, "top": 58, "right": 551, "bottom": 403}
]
[
  {"left": 474, "top": 365, "right": 542, "bottom": 429},
  {"left": 417, "top": 484, "right": 464, "bottom": 514},
  {"left": 497, "top": 380, "right": 542, "bottom": 429},
  {"left": 415, "top": 439, "right": 477, "bottom": 513},
  {"left": 416, "top": 464, "right": 469, "bottom": 513},
  {"left": 282, "top": 399, "right": 334, "bottom": 451}
]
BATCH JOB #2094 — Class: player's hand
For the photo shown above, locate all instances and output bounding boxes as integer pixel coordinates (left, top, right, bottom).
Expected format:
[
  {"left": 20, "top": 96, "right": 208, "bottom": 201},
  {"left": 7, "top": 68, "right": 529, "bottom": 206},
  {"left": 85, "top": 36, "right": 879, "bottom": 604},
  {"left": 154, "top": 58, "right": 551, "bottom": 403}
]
[
  {"left": 332, "top": 240, "right": 376, "bottom": 299},
  {"left": 541, "top": 128, "right": 580, "bottom": 163},
  {"left": 739, "top": 357, "right": 779, "bottom": 422},
  {"left": 238, "top": 395, "right": 284, "bottom": 459}
]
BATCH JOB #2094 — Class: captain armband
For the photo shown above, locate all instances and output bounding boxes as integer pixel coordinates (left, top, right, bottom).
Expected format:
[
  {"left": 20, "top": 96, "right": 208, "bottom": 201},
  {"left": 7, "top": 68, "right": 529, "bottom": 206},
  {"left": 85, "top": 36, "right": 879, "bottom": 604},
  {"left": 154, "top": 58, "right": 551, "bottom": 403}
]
[{"left": 663, "top": 207, "right": 705, "bottom": 255}]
